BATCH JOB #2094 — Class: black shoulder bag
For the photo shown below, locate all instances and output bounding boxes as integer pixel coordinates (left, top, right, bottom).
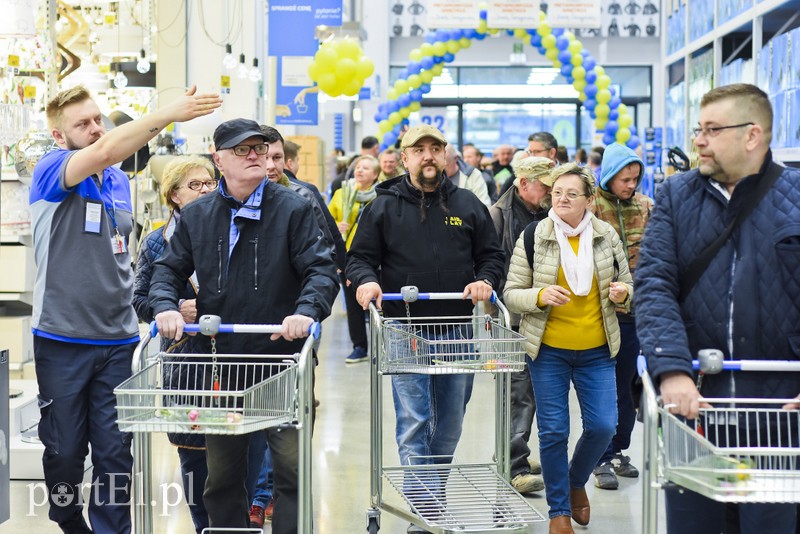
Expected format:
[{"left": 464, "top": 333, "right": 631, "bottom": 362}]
[{"left": 678, "top": 163, "right": 782, "bottom": 302}]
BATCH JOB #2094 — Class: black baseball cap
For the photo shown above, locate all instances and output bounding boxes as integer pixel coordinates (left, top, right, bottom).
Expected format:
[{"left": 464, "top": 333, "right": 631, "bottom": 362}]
[{"left": 213, "top": 118, "right": 268, "bottom": 151}]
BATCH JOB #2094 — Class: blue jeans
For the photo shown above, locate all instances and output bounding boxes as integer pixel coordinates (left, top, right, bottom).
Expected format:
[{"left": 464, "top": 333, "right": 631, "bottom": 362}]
[
  {"left": 599, "top": 319, "right": 640, "bottom": 463},
  {"left": 33, "top": 336, "right": 135, "bottom": 533},
  {"left": 176, "top": 447, "right": 209, "bottom": 533},
  {"left": 529, "top": 344, "right": 617, "bottom": 519},
  {"left": 252, "top": 446, "right": 274, "bottom": 508}
]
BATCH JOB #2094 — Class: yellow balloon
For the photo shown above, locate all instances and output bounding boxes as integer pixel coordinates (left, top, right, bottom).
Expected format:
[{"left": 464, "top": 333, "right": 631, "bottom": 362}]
[
  {"left": 596, "top": 74, "right": 611, "bottom": 90},
  {"left": 579, "top": 91, "right": 587, "bottom": 100},
  {"left": 342, "top": 79, "right": 362, "bottom": 97},
  {"left": 596, "top": 89, "right": 611, "bottom": 104},
  {"left": 572, "top": 66, "right": 586, "bottom": 80},
  {"left": 539, "top": 10, "right": 546, "bottom": 20},
  {"left": 407, "top": 74, "right": 422, "bottom": 89},
  {"left": 595, "top": 103, "right": 610, "bottom": 118},
  {"left": 378, "top": 120, "right": 391, "bottom": 134},
  {"left": 447, "top": 40, "right": 460, "bottom": 54},
  {"left": 307, "top": 61, "right": 320, "bottom": 81},
  {"left": 400, "top": 107, "right": 411, "bottom": 118},
  {"left": 420, "top": 43, "right": 435, "bottom": 57},
  {"left": 571, "top": 54, "right": 583, "bottom": 67},
  {"left": 314, "top": 47, "right": 338, "bottom": 73},
  {"left": 545, "top": 48, "right": 559, "bottom": 61},
  {"left": 568, "top": 40, "right": 583, "bottom": 54},
  {"left": 618, "top": 113, "right": 633, "bottom": 129},
  {"left": 356, "top": 57, "right": 374, "bottom": 79},
  {"left": 459, "top": 37, "right": 472, "bottom": 49},
  {"left": 594, "top": 65, "right": 605, "bottom": 76},
  {"left": 478, "top": 20, "right": 488, "bottom": 33},
  {"left": 318, "top": 73, "right": 340, "bottom": 96},
  {"left": 542, "top": 34, "right": 556, "bottom": 49},
  {"left": 336, "top": 39, "right": 362, "bottom": 61},
  {"left": 514, "top": 28, "right": 528, "bottom": 39},
  {"left": 387, "top": 89, "right": 398, "bottom": 100},
  {"left": 595, "top": 117, "right": 608, "bottom": 130},
  {"left": 409, "top": 49, "right": 423, "bottom": 62},
  {"left": 616, "top": 128, "right": 631, "bottom": 143},
  {"left": 335, "top": 58, "right": 357, "bottom": 80},
  {"left": 433, "top": 41, "right": 447, "bottom": 56},
  {"left": 537, "top": 23, "right": 551, "bottom": 37},
  {"left": 420, "top": 70, "right": 434, "bottom": 84},
  {"left": 431, "top": 63, "right": 444, "bottom": 76},
  {"left": 573, "top": 79, "right": 587, "bottom": 92},
  {"left": 617, "top": 103, "right": 628, "bottom": 116},
  {"left": 409, "top": 101, "right": 421, "bottom": 112},
  {"left": 552, "top": 60, "right": 562, "bottom": 68},
  {"left": 388, "top": 111, "right": 402, "bottom": 125},
  {"left": 564, "top": 31, "right": 575, "bottom": 41},
  {"left": 394, "top": 79, "right": 409, "bottom": 94},
  {"left": 489, "top": 28, "right": 499, "bottom": 35}
]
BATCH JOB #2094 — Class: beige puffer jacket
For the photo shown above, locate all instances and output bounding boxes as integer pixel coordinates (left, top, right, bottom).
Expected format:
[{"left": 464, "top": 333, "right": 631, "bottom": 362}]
[{"left": 503, "top": 215, "right": 633, "bottom": 360}]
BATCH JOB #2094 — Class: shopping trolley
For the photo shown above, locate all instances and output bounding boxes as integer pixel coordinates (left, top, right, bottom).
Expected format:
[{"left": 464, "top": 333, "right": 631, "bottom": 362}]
[
  {"left": 639, "top": 350, "right": 800, "bottom": 534},
  {"left": 366, "top": 286, "right": 546, "bottom": 533},
  {"left": 114, "top": 314, "right": 316, "bottom": 534}
]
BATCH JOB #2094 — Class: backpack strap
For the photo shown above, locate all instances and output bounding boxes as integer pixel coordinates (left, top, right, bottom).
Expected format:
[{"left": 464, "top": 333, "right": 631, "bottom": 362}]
[{"left": 523, "top": 219, "right": 541, "bottom": 269}]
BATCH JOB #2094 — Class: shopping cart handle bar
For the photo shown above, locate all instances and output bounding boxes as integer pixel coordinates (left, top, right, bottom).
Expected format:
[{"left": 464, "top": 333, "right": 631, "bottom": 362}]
[
  {"left": 381, "top": 290, "right": 497, "bottom": 304},
  {"left": 692, "top": 360, "right": 800, "bottom": 372},
  {"left": 636, "top": 354, "right": 648, "bottom": 376},
  {"left": 151, "top": 318, "right": 321, "bottom": 339}
]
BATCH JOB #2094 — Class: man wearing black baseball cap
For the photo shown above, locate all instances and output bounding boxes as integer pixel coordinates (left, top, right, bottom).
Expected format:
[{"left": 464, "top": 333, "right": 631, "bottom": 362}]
[{"left": 150, "top": 118, "right": 339, "bottom": 532}]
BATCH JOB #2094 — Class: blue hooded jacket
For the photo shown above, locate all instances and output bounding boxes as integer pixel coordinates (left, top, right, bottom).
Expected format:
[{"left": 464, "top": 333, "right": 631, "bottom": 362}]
[{"left": 599, "top": 143, "right": 643, "bottom": 191}]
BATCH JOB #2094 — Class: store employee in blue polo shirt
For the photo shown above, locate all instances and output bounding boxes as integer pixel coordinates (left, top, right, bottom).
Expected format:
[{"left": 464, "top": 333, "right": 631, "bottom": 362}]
[{"left": 29, "top": 84, "right": 221, "bottom": 534}]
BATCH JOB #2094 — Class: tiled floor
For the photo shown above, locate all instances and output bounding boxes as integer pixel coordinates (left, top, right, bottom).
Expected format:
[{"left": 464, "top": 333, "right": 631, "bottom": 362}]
[{"left": 2, "top": 296, "right": 664, "bottom": 533}]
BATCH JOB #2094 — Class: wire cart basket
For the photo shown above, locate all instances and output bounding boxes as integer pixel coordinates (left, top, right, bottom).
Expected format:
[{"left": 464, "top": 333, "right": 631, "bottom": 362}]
[
  {"left": 639, "top": 351, "right": 800, "bottom": 534},
  {"left": 114, "top": 315, "right": 316, "bottom": 534},
  {"left": 366, "top": 287, "right": 546, "bottom": 534}
]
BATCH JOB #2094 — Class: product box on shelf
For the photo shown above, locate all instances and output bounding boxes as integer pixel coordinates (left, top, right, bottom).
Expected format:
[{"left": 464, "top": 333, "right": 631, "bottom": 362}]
[
  {"left": 771, "top": 91, "right": 787, "bottom": 149},
  {"left": 790, "top": 28, "right": 800, "bottom": 91},
  {"left": 788, "top": 89, "right": 800, "bottom": 148},
  {"left": 757, "top": 41, "right": 771, "bottom": 94},
  {"left": 0, "top": 245, "right": 34, "bottom": 293},
  {"left": 0, "top": 316, "right": 32, "bottom": 365},
  {"left": 770, "top": 33, "right": 788, "bottom": 96}
]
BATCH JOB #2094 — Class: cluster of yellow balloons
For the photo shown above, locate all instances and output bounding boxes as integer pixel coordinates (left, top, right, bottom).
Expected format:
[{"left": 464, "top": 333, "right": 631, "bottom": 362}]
[{"left": 308, "top": 38, "right": 375, "bottom": 98}]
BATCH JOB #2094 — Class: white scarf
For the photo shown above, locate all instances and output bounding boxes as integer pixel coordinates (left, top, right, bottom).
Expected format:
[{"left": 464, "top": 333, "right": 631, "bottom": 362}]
[{"left": 548, "top": 208, "right": 594, "bottom": 296}]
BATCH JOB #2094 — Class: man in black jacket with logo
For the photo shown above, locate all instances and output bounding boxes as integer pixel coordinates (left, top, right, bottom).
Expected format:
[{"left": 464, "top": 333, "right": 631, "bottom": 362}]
[
  {"left": 347, "top": 124, "right": 504, "bottom": 532},
  {"left": 150, "top": 118, "right": 338, "bottom": 533}
]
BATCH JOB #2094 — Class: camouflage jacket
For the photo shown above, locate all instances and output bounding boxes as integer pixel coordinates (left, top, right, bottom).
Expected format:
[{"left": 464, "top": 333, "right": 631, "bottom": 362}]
[{"left": 592, "top": 189, "right": 653, "bottom": 274}]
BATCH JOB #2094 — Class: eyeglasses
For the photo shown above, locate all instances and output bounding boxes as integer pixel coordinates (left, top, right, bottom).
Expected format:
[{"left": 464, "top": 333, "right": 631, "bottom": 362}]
[
  {"left": 551, "top": 190, "right": 587, "bottom": 200},
  {"left": 691, "top": 122, "right": 753, "bottom": 138},
  {"left": 526, "top": 148, "right": 550, "bottom": 156},
  {"left": 229, "top": 143, "right": 269, "bottom": 156},
  {"left": 184, "top": 179, "right": 219, "bottom": 191}
]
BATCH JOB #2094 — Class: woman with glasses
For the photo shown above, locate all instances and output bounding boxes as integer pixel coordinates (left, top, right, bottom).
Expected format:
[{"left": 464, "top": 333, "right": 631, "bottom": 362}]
[
  {"left": 503, "top": 162, "right": 633, "bottom": 534},
  {"left": 132, "top": 155, "right": 217, "bottom": 534}
]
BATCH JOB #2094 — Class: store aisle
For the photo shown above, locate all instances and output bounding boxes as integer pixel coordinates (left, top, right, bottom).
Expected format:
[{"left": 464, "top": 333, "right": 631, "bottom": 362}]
[{"left": 2, "top": 295, "right": 663, "bottom": 533}]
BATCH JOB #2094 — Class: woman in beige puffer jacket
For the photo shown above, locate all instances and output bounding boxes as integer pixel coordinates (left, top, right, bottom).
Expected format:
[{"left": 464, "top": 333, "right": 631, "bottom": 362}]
[{"left": 503, "top": 163, "right": 633, "bottom": 534}]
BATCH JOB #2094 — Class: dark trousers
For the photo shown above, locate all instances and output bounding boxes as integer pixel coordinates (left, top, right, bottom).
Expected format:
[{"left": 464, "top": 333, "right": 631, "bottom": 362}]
[
  {"left": 205, "top": 429, "right": 300, "bottom": 534},
  {"left": 342, "top": 274, "right": 368, "bottom": 350},
  {"left": 176, "top": 447, "right": 209, "bottom": 533},
  {"left": 33, "top": 336, "right": 135, "bottom": 533},
  {"left": 509, "top": 368, "right": 537, "bottom": 477},
  {"left": 599, "top": 319, "right": 640, "bottom": 463},
  {"left": 666, "top": 487, "right": 797, "bottom": 534}
]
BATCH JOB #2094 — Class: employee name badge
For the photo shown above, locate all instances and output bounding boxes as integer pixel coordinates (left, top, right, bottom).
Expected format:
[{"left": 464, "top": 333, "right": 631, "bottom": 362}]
[
  {"left": 111, "top": 230, "right": 127, "bottom": 255},
  {"left": 85, "top": 201, "right": 102, "bottom": 233}
]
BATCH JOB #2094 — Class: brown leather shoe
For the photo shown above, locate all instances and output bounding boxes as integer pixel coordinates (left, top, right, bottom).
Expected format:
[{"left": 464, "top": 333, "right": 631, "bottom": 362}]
[
  {"left": 549, "top": 515, "right": 574, "bottom": 534},
  {"left": 570, "top": 486, "right": 590, "bottom": 526}
]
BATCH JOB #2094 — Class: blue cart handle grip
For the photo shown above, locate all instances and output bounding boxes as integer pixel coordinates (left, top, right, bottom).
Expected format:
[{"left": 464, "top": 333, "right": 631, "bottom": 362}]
[
  {"left": 151, "top": 318, "right": 321, "bottom": 339},
  {"left": 381, "top": 290, "right": 497, "bottom": 304}
]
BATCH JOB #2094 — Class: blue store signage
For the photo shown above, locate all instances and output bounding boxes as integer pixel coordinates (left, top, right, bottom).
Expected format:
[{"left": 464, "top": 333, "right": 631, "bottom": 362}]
[{"left": 268, "top": 0, "right": 342, "bottom": 57}]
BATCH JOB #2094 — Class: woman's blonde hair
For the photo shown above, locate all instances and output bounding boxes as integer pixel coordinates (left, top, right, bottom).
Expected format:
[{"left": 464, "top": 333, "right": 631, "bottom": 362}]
[
  {"left": 160, "top": 156, "right": 216, "bottom": 211},
  {"left": 352, "top": 155, "right": 380, "bottom": 179},
  {"left": 549, "top": 162, "right": 596, "bottom": 197}
]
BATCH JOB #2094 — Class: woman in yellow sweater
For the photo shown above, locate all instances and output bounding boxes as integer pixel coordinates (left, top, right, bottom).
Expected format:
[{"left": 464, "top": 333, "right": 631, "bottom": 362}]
[
  {"left": 328, "top": 155, "right": 380, "bottom": 363},
  {"left": 503, "top": 163, "right": 633, "bottom": 534}
]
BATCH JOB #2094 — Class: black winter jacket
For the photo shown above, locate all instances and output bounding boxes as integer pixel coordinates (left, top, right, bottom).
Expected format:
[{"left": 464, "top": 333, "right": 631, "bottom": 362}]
[
  {"left": 149, "top": 180, "right": 339, "bottom": 358},
  {"left": 346, "top": 174, "right": 505, "bottom": 318},
  {"left": 636, "top": 155, "right": 800, "bottom": 400}
]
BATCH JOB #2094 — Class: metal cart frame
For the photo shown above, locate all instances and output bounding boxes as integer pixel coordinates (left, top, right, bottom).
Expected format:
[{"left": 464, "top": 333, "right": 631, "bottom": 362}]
[
  {"left": 366, "top": 288, "right": 545, "bottom": 533},
  {"left": 640, "top": 353, "right": 800, "bottom": 534},
  {"left": 115, "top": 316, "right": 316, "bottom": 534}
]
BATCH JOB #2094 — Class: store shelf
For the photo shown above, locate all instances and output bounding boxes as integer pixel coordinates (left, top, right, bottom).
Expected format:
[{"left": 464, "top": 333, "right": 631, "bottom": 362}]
[
  {"left": 0, "top": 293, "right": 33, "bottom": 306},
  {"left": 774, "top": 148, "right": 800, "bottom": 162}
]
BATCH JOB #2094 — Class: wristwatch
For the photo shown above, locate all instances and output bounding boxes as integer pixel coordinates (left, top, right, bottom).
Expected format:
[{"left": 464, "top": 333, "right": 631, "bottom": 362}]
[{"left": 480, "top": 279, "right": 493, "bottom": 288}]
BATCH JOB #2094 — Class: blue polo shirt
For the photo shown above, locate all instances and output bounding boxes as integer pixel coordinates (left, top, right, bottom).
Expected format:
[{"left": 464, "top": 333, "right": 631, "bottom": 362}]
[{"left": 29, "top": 148, "right": 139, "bottom": 344}]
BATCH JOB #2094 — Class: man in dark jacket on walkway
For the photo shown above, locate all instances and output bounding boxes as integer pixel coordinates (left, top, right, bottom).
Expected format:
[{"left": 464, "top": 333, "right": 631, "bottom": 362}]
[
  {"left": 489, "top": 155, "right": 554, "bottom": 495},
  {"left": 636, "top": 83, "right": 800, "bottom": 534},
  {"left": 347, "top": 124, "right": 504, "bottom": 532},
  {"left": 150, "top": 118, "right": 339, "bottom": 533}
]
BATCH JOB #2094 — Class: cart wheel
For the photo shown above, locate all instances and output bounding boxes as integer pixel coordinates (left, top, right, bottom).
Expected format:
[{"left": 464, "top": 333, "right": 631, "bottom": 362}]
[{"left": 367, "top": 517, "right": 380, "bottom": 533}]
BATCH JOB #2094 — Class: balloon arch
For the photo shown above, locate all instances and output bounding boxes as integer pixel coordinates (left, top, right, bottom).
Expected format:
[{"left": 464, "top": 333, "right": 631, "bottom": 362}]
[{"left": 372, "top": 9, "right": 639, "bottom": 152}]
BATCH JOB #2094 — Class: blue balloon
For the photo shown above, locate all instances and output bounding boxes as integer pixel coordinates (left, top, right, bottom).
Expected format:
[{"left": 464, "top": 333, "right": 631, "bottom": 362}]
[
  {"left": 506, "top": 29, "right": 514, "bottom": 36},
  {"left": 603, "top": 133, "right": 615, "bottom": 145},
  {"left": 537, "top": 45, "right": 547, "bottom": 55},
  {"left": 585, "top": 70, "right": 597, "bottom": 84},
  {"left": 560, "top": 64, "right": 573, "bottom": 77},
  {"left": 420, "top": 83, "right": 432, "bottom": 94},
  {"left": 435, "top": 29, "right": 449, "bottom": 41},
  {"left": 530, "top": 34, "right": 542, "bottom": 47},
  {"left": 388, "top": 100, "right": 400, "bottom": 113},
  {"left": 475, "top": 31, "right": 487, "bottom": 40},
  {"left": 610, "top": 86, "right": 617, "bottom": 97},
  {"left": 556, "top": 35, "right": 570, "bottom": 50},
  {"left": 374, "top": 112, "right": 384, "bottom": 123},
  {"left": 410, "top": 89, "right": 423, "bottom": 101},
  {"left": 397, "top": 68, "right": 408, "bottom": 79},
  {"left": 408, "top": 62, "right": 422, "bottom": 75},
  {"left": 392, "top": 124, "right": 402, "bottom": 136},
  {"left": 552, "top": 28, "right": 565, "bottom": 37},
  {"left": 401, "top": 118, "right": 410, "bottom": 126},
  {"left": 466, "top": 29, "right": 478, "bottom": 39},
  {"left": 583, "top": 98, "right": 597, "bottom": 111},
  {"left": 479, "top": 9, "right": 487, "bottom": 19},
  {"left": 420, "top": 56, "right": 434, "bottom": 70},
  {"left": 590, "top": 110, "right": 597, "bottom": 120},
  {"left": 584, "top": 84, "right": 598, "bottom": 98},
  {"left": 566, "top": 75, "right": 574, "bottom": 84},
  {"left": 609, "top": 109, "right": 619, "bottom": 121},
  {"left": 626, "top": 135, "right": 640, "bottom": 149},
  {"left": 450, "top": 29, "right": 464, "bottom": 40},
  {"left": 378, "top": 103, "right": 388, "bottom": 114},
  {"left": 434, "top": 55, "right": 445, "bottom": 63},
  {"left": 605, "top": 121, "right": 619, "bottom": 135},
  {"left": 583, "top": 57, "right": 596, "bottom": 71},
  {"left": 443, "top": 52, "right": 455, "bottom": 63},
  {"left": 527, "top": 29, "right": 537, "bottom": 35},
  {"left": 609, "top": 97, "right": 621, "bottom": 109},
  {"left": 558, "top": 50, "right": 572, "bottom": 64},
  {"left": 581, "top": 49, "right": 591, "bottom": 57},
  {"left": 398, "top": 94, "right": 411, "bottom": 108},
  {"left": 379, "top": 143, "right": 388, "bottom": 151},
  {"left": 425, "top": 33, "right": 437, "bottom": 44},
  {"left": 629, "top": 125, "right": 637, "bottom": 135},
  {"left": 384, "top": 132, "right": 397, "bottom": 145}
]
